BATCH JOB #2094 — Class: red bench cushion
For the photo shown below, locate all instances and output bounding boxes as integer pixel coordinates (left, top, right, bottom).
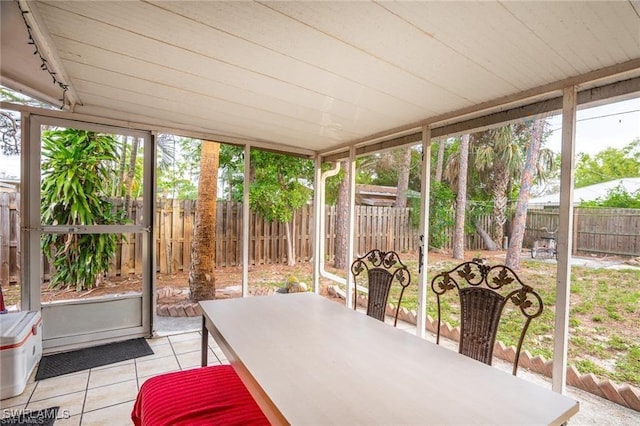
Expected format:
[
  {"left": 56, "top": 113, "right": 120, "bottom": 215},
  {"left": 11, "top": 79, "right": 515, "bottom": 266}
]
[{"left": 131, "top": 365, "right": 270, "bottom": 426}]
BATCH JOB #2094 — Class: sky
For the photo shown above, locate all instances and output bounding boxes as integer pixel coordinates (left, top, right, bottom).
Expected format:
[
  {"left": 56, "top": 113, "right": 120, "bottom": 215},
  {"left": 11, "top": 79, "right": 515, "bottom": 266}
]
[
  {"left": 0, "top": 152, "right": 19, "bottom": 179},
  {"left": 545, "top": 97, "right": 640, "bottom": 155}
]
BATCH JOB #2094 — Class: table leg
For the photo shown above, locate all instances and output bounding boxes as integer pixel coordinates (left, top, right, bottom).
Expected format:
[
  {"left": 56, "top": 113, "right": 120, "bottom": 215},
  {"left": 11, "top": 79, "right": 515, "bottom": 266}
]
[{"left": 201, "top": 315, "right": 208, "bottom": 367}]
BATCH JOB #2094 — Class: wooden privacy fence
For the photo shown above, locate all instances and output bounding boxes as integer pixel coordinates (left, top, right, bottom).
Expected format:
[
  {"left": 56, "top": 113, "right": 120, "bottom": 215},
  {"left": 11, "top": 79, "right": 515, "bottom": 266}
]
[
  {"left": 3, "top": 194, "right": 639, "bottom": 284},
  {"left": 575, "top": 208, "right": 640, "bottom": 256},
  {"left": 526, "top": 208, "right": 640, "bottom": 257},
  {"left": 439, "top": 211, "right": 493, "bottom": 251},
  {"left": 158, "top": 201, "right": 418, "bottom": 274},
  {"left": 0, "top": 196, "right": 418, "bottom": 283},
  {"left": 438, "top": 207, "right": 640, "bottom": 257},
  {"left": 0, "top": 192, "right": 19, "bottom": 285}
]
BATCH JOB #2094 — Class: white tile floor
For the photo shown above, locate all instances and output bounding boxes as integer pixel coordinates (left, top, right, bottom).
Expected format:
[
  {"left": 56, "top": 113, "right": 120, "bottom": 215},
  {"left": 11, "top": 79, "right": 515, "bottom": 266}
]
[
  {"left": 0, "top": 331, "right": 225, "bottom": 426},
  {"left": 2, "top": 314, "right": 639, "bottom": 425}
]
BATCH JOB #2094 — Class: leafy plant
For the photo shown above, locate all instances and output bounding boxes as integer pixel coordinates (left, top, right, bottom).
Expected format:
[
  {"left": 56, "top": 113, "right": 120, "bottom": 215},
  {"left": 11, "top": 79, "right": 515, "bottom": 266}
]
[
  {"left": 248, "top": 150, "right": 313, "bottom": 223},
  {"left": 427, "top": 181, "right": 455, "bottom": 248},
  {"left": 579, "top": 183, "right": 640, "bottom": 209},
  {"left": 40, "top": 128, "right": 124, "bottom": 290},
  {"left": 575, "top": 139, "right": 640, "bottom": 188}
]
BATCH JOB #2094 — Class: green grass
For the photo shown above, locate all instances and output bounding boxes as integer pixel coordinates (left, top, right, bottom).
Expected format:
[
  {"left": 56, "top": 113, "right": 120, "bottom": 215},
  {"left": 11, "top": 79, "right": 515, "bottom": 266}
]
[
  {"left": 614, "top": 346, "right": 640, "bottom": 384},
  {"left": 575, "top": 359, "right": 610, "bottom": 377},
  {"left": 384, "top": 258, "right": 640, "bottom": 387},
  {"left": 13, "top": 253, "right": 639, "bottom": 389}
]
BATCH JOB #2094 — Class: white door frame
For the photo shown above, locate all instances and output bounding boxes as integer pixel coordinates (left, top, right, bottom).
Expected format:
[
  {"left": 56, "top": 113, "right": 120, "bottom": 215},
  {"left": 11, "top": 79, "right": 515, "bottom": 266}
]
[{"left": 24, "top": 115, "right": 155, "bottom": 352}]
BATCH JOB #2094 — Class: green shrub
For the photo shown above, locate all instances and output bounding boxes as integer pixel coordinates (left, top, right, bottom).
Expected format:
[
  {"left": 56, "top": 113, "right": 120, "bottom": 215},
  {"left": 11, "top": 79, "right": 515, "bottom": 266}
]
[{"left": 40, "top": 128, "right": 123, "bottom": 290}]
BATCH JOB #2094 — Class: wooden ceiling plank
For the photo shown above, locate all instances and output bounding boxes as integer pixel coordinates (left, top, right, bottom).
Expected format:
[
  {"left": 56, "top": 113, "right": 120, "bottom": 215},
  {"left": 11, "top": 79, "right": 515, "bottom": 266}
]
[
  {"left": 74, "top": 90, "right": 326, "bottom": 150},
  {"left": 72, "top": 79, "right": 357, "bottom": 148},
  {"left": 39, "top": 3, "right": 430, "bottom": 126},
  {"left": 64, "top": 59, "right": 371, "bottom": 138},
  {"left": 55, "top": 38, "right": 402, "bottom": 130},
  {"left": 149, "top": 0, "right": 465, "bottom": 111},
  {"left": 40, "top": 0, "right": 450, "bottom": 113},
  {"left": 262, "top": 1, "right": 510, "bottom": 104}
]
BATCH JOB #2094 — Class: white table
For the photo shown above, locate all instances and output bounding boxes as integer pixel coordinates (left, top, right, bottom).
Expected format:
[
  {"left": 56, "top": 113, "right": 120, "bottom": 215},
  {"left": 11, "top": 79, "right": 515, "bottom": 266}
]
[{"left": 200, "top": 292, "right": 578, "bottom": 425}]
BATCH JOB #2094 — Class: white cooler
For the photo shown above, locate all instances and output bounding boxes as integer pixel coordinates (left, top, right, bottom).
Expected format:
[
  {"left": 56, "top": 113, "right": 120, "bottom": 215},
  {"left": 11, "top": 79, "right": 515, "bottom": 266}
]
[{"left": 0, "top": 311, "right": 43, "bottom": 399}]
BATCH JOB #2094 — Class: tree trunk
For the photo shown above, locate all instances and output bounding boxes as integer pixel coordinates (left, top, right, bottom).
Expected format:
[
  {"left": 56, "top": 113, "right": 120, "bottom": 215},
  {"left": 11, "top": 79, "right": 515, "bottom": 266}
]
[
  {"left": 506, "top": 120, "right": 544, "bottom": 269},
  {"left": 123, "top": 136, "right": 139, "bottom": 219},
  {"left": 476, "top": 222, "right": 499, "bottom": 251},
  {"left": 189, "top": 141, "right": 219, "bottom": 302},
  {"left": 116, "top": 135, "right": 127, "bottom": 197},
  {"left": 435, "top": 139, "right": 445, "bottom": 183},
  {"left": 334, "top": 160, "right": 350, "bottom": 269},
  {"left": 395, "top": 147, "right": 411, "bottom": 209},
  {"left": 285, "top": 212, "right": 296, "bottom": 266},
  {"left": 491, "top": 165, "right": 510, "bottom": 248},
  {"left": 453, "top": 135, "right": 470, "bottom": 259}
]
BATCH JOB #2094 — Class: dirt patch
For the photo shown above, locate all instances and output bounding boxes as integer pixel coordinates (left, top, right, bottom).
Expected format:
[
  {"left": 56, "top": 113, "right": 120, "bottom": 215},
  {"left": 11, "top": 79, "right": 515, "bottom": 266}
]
[
  {"left": 0, "top": 250, "right": 515, "bottom": 307},
  {"left": 23, "top": 262, "right": 346, "bottom": 306},
  {"left": 3, "top": 249, "right": 632, "bottom": 307}
]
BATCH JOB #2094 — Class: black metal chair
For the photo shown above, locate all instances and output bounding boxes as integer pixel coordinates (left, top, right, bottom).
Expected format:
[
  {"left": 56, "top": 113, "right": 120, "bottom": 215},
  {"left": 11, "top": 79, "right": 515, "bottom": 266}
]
[
  {"left": 351, "top": 249, "right": 411, "bottom": 326},
  {"left": 430, "top": 258, "right": 543, "bottom": 375}
]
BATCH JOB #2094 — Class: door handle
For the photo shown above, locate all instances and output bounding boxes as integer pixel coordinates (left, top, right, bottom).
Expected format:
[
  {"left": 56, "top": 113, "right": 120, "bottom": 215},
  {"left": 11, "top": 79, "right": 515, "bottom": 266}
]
[{"left": 418, "top": 234, "right": 424, "bottom": 274}]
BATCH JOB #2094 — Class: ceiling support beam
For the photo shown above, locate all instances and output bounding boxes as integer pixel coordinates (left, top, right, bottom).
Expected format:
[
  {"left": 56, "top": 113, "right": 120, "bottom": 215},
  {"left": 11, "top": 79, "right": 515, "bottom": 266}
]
[
  {"left": 553, "top": 87, "right": 577, "bottom": 394},
  {"left": 0, "top": 101, "right": 316, "bottom": 159},
  {"left": 17, "top": 0, "right": 81, "bottom": 109},
  {"left": 431, "top": 76, "right": 640, "bottom": 140},
  {"left": 0, "top": 75, "right": 63, "bottom": 109},
  {"left": 321, "top": 76, "right": 640, "bottom": 163},
  {"left": 424, "top": 58, "right": 640, "bottom": 129},
  {"left": 320, "top": 59, "right": 640, "bottom": 159}
]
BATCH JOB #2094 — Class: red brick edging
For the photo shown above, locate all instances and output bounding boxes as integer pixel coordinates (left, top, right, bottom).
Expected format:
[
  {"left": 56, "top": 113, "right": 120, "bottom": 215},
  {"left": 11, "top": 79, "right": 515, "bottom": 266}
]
[
  {"left": 156, "top": 287, "right": 277, "bottom": 317},
  {"left": 157, "top": 302, "right": 202, "bottom": 317}
]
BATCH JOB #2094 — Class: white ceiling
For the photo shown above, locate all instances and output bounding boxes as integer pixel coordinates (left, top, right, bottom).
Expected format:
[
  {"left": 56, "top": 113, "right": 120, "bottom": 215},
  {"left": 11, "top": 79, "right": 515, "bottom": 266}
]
[{"left": 2, "top": 1, "right": 640, "bottom": 155}]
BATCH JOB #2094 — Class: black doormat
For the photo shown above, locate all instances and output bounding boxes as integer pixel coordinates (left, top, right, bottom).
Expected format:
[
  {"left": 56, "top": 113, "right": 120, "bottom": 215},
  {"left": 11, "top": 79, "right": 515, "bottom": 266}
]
[
  {"left": 35, "top": 338, "right": 153, "bottom": 381},
  {"left": 0, "top": 407, "right": 58, "bottom": 425}
]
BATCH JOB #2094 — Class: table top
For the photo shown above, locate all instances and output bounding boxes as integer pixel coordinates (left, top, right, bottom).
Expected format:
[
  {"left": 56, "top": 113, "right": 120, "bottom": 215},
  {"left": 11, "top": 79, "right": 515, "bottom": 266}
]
[{"left": 200, "top": 293, "right": 578, "bottom": 425}]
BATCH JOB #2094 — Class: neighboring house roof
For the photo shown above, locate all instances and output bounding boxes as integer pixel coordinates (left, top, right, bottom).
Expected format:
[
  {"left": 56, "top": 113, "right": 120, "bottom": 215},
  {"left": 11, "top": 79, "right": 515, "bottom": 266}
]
[
  {"left": 0, "top": 178, "right": 19, "bottom": 192},
  {"left": 355, "top": 184, "right": 420, "bottom": 207},
  {"left": 529, "top": 178, "right": 640, "bottom": 206}
]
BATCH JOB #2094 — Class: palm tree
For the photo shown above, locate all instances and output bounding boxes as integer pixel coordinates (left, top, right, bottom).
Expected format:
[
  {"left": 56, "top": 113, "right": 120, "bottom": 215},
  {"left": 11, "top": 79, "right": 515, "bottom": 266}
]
[
  {"left": 189, "top": 140, "right": 219, "bottom": 301},
  {"left": 475, "top": 125, "right": 525, "bottom": 248},
  {"left": 444, "top": 123, "right": 554, "bottom": 251}
]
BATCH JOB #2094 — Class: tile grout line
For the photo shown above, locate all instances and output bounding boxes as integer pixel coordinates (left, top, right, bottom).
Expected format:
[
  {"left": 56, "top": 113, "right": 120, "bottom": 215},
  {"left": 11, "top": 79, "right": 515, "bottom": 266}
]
[
  {"left": 201, "top": 330, "right": 223, "bottom": 365},
  {"left": 19, "top": 372, "right": 38, "bottom": 409},
  {"left": 77, "top": 368, "right": 90, "bottom": 425},
  {"left": 134, "top": 355, "right": 141, "bottom": 392}
]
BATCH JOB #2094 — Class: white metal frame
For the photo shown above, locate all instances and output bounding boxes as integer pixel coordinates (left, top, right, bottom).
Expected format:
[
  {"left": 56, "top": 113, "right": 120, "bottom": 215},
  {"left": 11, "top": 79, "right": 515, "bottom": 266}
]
[
  {"left": 552, "top": 87, "right": 577, "bottom": 393},
  {"left": 24, "top": 114, "right": 154, "bottom": 351},
  {"left": 3, "top": 75, "right": 613, "bottom": 395}
]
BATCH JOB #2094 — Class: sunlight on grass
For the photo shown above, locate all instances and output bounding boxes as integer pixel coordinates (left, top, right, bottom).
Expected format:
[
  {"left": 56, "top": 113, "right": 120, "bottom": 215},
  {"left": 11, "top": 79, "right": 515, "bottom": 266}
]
[
  {"left": 575, "top": 359, "right": 610, "bottom": 377},
  {"left": 614, "top": 346, "right": 640, "bottom": 384},
  {"left": 383, "top": 259, "right": 640, "bottom": 387}
]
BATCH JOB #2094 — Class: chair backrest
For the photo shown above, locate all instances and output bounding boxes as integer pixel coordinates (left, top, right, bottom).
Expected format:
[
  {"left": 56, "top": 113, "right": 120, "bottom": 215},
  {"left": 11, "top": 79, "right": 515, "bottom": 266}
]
[
  {"left": 351, "top": 249, "right": 411, "bottom": 326},
  {"left": 430, "top": 258, "right": 543, "bottom": 375}
]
